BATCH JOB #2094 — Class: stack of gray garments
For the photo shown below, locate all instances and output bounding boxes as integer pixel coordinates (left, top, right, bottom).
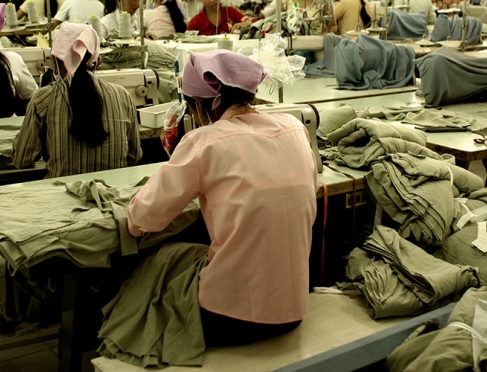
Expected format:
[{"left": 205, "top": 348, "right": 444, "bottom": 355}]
[
  {"left": 386, "top": 286, "right": 487, "bottom": 371},
  {"left": 326, "top": 118, "right": 433, "bottom": 168},
  {"left": 434, "top": 188, "right": 487, "bottom": 286},
  {"left": 100, "top": 38, "right": 178, "bottom": 104},
  {"left": 415, "top": 47, "right": 487, "bottom": 107},
  {"left": 365, "top": 152, "right": 485, "bottom": 246},
  {"left": 303, "top": 33, "right": 349, "bottom": 78},
  {"left": 346, "top": 226, "right": 480, "bottom": 319},
  {"left": 430, "top": 14, "right": 482, "bottom": 45},
  {"left": 335, "top": 34, "right": 415, "bottom": 90},
  {"left": 0, "top": 116, "right": 23, "bottom": 168},
  {"left": 384, "top": 9, "right": 428, "bottom": 40},
  {"left": 0, "top": 179, "right": 200, "bottom": 273}
]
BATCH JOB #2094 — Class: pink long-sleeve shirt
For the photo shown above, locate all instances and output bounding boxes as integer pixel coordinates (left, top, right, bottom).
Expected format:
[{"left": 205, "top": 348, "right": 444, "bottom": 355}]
[{"left": 128, "top": 110, "right": 319, "bottom": 324}]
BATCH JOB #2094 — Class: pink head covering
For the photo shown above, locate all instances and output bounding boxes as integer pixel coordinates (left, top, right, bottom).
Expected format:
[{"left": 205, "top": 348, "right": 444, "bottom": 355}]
[
  {"left": 0, "top": 4, "right": 6, "bottom": 30},
  {"left": 51, "top": 23, "right": 100, "bottom": 86},
  {"left": 182, "top": 49, "right": 266, "bottom": 110}
]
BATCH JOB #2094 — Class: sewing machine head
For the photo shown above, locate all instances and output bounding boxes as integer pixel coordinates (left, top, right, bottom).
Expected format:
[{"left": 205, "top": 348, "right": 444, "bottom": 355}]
[
  {"left": 4, "top": 46, "right": 52, "bottom": 81},
  {"left": 184, "top": 103, "right": 323, "bottom": 173},
  {"left": 94, "top": 68, "right": 159, "bottom": 108}
]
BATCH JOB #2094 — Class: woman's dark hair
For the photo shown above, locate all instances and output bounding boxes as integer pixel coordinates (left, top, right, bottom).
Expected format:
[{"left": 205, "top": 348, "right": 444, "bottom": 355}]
[
  {"left": 0, "top": 52, "right": 16, "bottom": 118},
  {"left": 104, "top": 0, "right": 118, "bottom": 15},
  {"left": 68, "top": 53, "right": 109, "bottom": 147},
  {"left": 45, "top": 0, "right": 58, "bottom": 17},
  {"left": 360, "top": 0, "right": 371, "bottom": 28},
  {"left": 218, "top": 84, "right": 255, "bottom": 113},
  {"left": 164, "top": 0, "right": 187, "bottom": 33}
]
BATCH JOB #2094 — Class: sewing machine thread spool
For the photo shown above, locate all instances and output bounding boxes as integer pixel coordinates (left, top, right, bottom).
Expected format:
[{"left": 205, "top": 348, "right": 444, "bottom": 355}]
[
  {"left": 5, "top": 3, "right": 18, "bottom": 28},
  {"left": 26, "top": 0, "right": 39, "bottom": 23},
  {"left": 119, "top": 11, "right": 132, "bottom": 39},
  {"left": 217, "top": 37, "right": 233, "bottom": 51},
  {"left": 88, "top": 14, "right": 103, "bottom": 40}
]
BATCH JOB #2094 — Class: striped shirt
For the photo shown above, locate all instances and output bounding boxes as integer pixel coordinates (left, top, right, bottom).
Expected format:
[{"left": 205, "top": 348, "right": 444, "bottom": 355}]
[{"left": 12, "top": 73, "right": 143, "bottom": 178}]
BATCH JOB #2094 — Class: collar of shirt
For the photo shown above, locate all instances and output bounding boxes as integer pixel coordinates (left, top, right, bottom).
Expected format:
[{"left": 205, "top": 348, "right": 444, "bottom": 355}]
[{"left": 199, "top": 6, "right": 232, "bottom": 35}]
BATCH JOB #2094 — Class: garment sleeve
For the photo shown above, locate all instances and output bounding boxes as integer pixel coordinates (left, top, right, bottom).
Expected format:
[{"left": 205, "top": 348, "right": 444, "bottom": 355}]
[
  {"left": 53, "top": 0, "right": 70, "bottom": 22},
  {"left": 127, "top": 136, "right": 201, "bottom": 237},
  {"left": 11, "top": 90, "right": 46, "bottom": 169},
  {"left": 9, "top": 52, "right": 39, "bottom": 100}
]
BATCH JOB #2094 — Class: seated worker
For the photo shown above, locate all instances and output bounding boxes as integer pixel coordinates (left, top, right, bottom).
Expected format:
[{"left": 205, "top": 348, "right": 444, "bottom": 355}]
[
  {"left": 51, "top": 0, "right": 104, "bottom": 29},
  {"left": 0, "top": 51, "right": 39, "bottom": 117},
  {"left": 409, "top": 0, "right": 436, "bottom": 24},
  {"left": 16, "top": 0, "right": 62, "bottom": 22},
  {"left": 127, "top": 49, "right": 319, "bottom": 346},
  {"left": 11, "top": 22, "right": 143, "bottom": 178},
  {"left": 334, "top": 0, "right": 375, "bottom": 34},
  {"left": 144, "top": 0, "right": 188, "bottom": 38},
  {"left": 0, "top": 5, "right": 39, "bottom": 117},
  {"left": 100, "top": 0, "right": 157, "bottom": 39},
  {"left": 187, "top": 0, "right": 252, "bottom": 35}
]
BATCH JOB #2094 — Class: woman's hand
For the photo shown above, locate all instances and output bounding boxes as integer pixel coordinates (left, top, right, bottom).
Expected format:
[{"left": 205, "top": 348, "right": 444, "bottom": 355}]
[{"left": 230, "top": 18, "right": 252, "bottom": 32}]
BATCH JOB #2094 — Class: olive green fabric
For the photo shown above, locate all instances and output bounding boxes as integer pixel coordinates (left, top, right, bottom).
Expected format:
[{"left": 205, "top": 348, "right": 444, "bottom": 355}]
[
  {"left": 97, "top": 242, "right": 209, "bottom": 368},
  {"left": 386, "top": 287, "right": 487, "bottom": 372}
]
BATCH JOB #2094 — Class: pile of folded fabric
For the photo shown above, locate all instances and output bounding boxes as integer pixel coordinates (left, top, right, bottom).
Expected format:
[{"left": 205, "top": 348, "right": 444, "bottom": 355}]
[
  {"left": 386, "top": 286, "right": 487, "bottom": 371},
  {"left": 345, "top": 226, "right": 480, "bottom": 319}
]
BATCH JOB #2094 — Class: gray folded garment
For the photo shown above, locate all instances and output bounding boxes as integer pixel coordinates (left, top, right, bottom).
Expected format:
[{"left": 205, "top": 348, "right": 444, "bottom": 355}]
[
  {"left": 318, "top": 105, "right": 356, "bottom": 136},
  {"left": 326, "top": 118, "right": 428, "bottom": 168},
  {"left": 431, "top": 14, "right": 482, "bottom": 45},
  {"left": 364, "top": 225, "right": 480, "bottom": 306},
  {"left": 365, "top": 152, "right": 484, "bottom": 245},
  {"left": 386, "top": 9, "right": 428, "bottom": 40},
  {"left": 386, "top": 286, "right": 487, "bottom": 372},
  {"left": 335, "top": 34, "right": 415, "bottom": 90},
  {"left": 415, "top": 46, "right": 487, "bottom": 107}
]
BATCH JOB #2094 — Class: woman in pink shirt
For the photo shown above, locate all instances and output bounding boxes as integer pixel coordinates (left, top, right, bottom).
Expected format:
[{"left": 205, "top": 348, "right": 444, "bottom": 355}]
[{"left": 128, "top": 50, "right": 319, "bottom": 346}]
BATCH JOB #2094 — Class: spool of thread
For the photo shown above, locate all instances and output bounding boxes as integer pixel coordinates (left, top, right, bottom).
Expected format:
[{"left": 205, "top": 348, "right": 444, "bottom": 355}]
[
  {"left": 26, "top": 0, "right": 39, "bottom": 23},
  {"left": 87, "top": 14, "right": 103, "bottom": 40},
  {"left": 5, "top": 3, "right": 18, "bottom": 28},
  {"left": 119, "top": 11, "right": 132, "bottom": 39},
  {"left": 217, "top": 37, "right": 233, "bottom": 51}
]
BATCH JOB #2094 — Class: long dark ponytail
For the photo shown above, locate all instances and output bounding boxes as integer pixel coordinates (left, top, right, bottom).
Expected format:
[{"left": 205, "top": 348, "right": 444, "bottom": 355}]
[
  {"left": 360, "top": 0, "right": 371, "bottom": 28},
  {"left": 165, "top": 0, "right": 187, "bottom": 33},
  {"left": 68, "top": 53, "right": 109, "bottom": 147},
  {"left": 0, "top": 52, "right": 16, "bottom": 118}
]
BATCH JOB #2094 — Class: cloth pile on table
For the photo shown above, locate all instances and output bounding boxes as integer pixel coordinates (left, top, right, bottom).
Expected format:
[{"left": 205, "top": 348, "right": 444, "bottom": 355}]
[
  {"left": 415, "top": 47, "right": 487, "bottom": 107},
  {"left": 326, "top": 118, "right": 434, "bottom": 168},
  {"left": 384, "top": 9, "right": 428, "bottom": 40},
  {"left": 386, "top": 286, "right": 487, "bottom": 371},
  {"left": 430, "top": 14, "right": 482, "bottom": 46},
  {"left": 303, "top": 33, "right": 349, "bottom": 78},
  {"left": 434, "top": 187, "right": 487, "bottom": 286},
  {"left": 335, "top": 34, "right": 415, "bottom": 90},
  {"left": 345, "top": 226, "right": 480, "bottom": 319},
  {"left": 98, "top": 241, "right": 208, "bottom": 368},
  {"left": 365, "top": 152, "right": 484, "bottom": 245},
  {"left": 0, "top": 117, "right": 23, "bottom": 168},
  {"left": 0, "top": 179, "right": 200, "bottom": 273}
]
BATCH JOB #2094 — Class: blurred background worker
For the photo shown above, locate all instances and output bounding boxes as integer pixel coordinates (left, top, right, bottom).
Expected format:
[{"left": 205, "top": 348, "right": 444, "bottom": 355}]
[{"left": 12, "top": 23, "right": 143, "bottom": 178}]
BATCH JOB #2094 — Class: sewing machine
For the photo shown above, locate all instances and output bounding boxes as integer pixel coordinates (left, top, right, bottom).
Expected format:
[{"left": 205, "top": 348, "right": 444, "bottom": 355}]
[
  {"left": 4, "top": 46, "right": 52, "bottom": 80},
  {"left": 184, "top": 103, "right": 323, "bottom": 173},
  {"left": 94, "top": 68, "right": 159, "bottom": 108}
]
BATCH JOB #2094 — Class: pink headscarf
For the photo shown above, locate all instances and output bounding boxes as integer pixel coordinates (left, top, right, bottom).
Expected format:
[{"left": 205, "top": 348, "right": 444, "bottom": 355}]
[
  {"left": 0, "top": 4, "right": 6, "bottom": 30},
  {"left": 182, "top": 49, "right": 266, "bottom": 110},
  {"left": 51, "top": 23, "right": 100, "bottom": 86}
]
